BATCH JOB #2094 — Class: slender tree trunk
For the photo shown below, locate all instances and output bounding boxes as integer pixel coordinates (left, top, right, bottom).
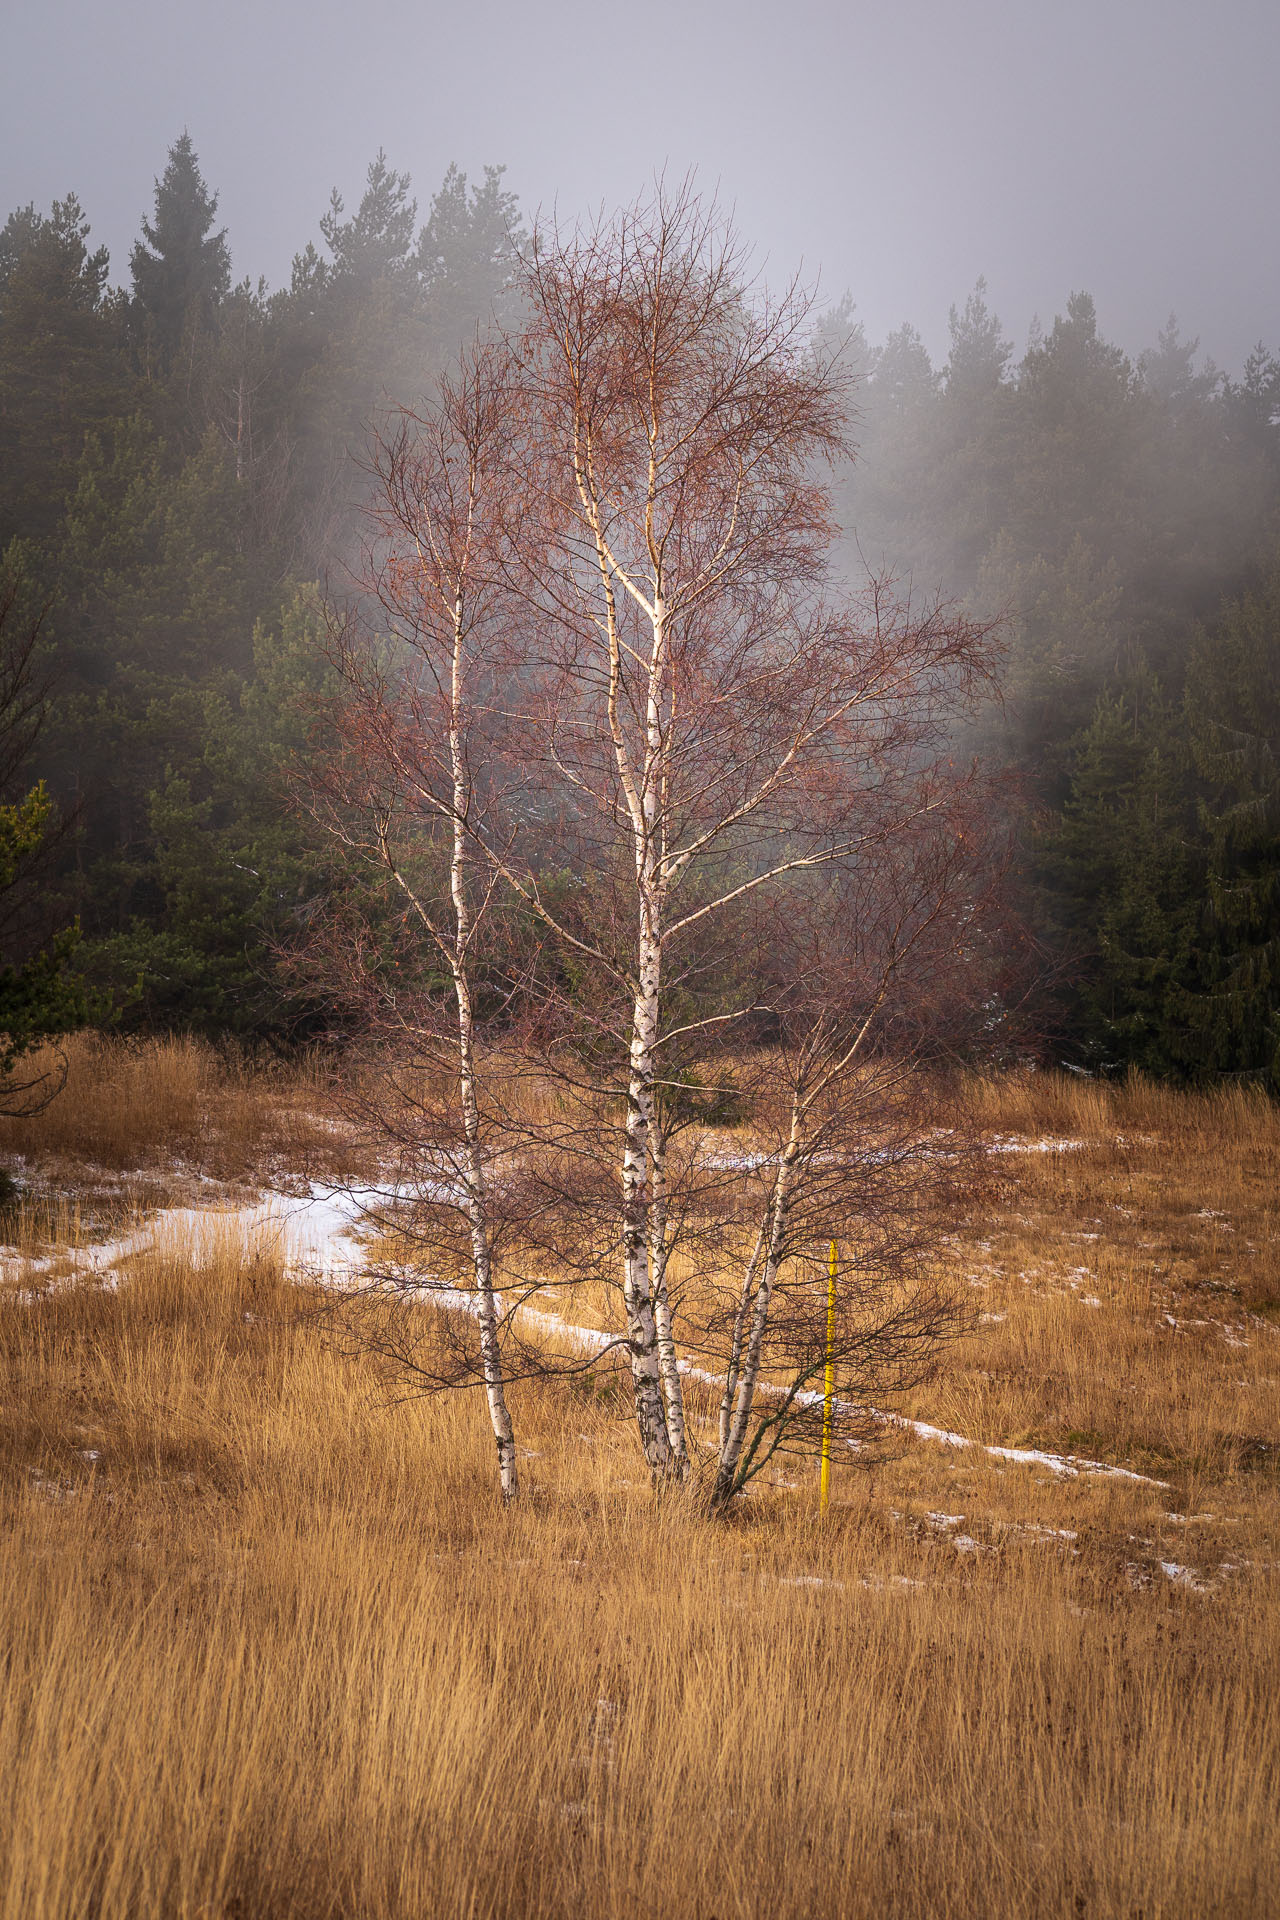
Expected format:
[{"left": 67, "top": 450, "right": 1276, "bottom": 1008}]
[
  {"left": 649, "top": 1119, "right": 690, "bottom": 1475},
  {"left": 621, "top": 589, "right": 687, "bottom": 1474},
  {"left": 711, "top": 1103, "right": 805, "bottom": 1507},
  {"left": 621, "top": 911, "right": 675, "bottom": 1474},
  {"left": 453, "top": 965, "right": 518, "bottom": 1501},
  {"left": 719, "top": 1219, "right": 767, "bottom": 1456},
  {"left": 449, "top": 602, "right": 518, "bottom": 1501}
]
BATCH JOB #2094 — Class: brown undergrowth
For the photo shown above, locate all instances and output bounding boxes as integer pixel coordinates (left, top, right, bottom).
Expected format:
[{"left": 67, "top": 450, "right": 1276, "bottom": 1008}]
[{"left": 0, "top": 1060, "right": 1277, "bottom": 1917}]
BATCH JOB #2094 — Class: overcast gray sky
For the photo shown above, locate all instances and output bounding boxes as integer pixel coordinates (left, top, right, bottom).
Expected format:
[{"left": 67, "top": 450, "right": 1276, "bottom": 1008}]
[{"left": 5, "top": 0, "right": 1277, "bottom": 371}]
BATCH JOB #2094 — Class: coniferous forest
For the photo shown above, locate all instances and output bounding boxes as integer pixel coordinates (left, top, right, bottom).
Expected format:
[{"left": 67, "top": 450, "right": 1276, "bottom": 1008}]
[{"left": 4, "top": 136, "right": 1279, "bottom": 1084}]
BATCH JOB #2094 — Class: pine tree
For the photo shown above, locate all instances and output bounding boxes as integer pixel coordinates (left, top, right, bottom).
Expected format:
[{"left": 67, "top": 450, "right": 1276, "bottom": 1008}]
[
  {"left": 1138, "top": 314, "right": 1217, "bottom": 415},
  {"left": 317, "top": 151, "right": 417, "bottom": 296},
  {"left": 130, "top": 133, "right": 230, "bottom": 371},
  {"left": 1220, "top": 344, "right": 1280, "bottom": 472},
  {"left": 1012, "top": 292, "right": 1140, "bottom": 566},
  {"left": 0, "top": 195, "right": 132, "bottom": 545},
  {"left": 945, "top": 277, "right": 1013, "bottom": 402},
  {"left": 416, "top": 163, "right": 526, "bottom": 343}
]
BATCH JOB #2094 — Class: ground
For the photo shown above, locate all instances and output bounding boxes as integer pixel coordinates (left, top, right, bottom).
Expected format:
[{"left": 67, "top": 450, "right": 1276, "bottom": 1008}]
[{"left": 0, "top": 1039, "right": 1276, "bottom": 1918}]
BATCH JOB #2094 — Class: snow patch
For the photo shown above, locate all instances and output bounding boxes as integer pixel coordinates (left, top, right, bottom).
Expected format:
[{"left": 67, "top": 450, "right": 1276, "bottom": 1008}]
[
  {"left": 987, "top": 1136, "right": 1084, "bottom": 1154},
  {"left": 1160, "top": 1560, "right": 1211, "bottom": 1592}
]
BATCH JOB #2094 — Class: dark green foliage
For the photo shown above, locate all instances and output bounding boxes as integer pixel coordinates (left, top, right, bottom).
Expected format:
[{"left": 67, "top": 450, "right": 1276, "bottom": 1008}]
[
  {"left": 1037, "top": 570, "right": 1280, "bottom": 1088},
  {"left": 1, "top": 135, "right": 522, "bottom": 1049},
  {"left": 3, "top": 135, "right": 1277, "bottom": 1077},
  {"left": 0, "top": 923, "right": 96, "bottom": 1098},
  {"left": 1221, "top": 344, "right": 1280, "bottom": 471},
  {"left": 0, "top": 195, "right": 137, "bottom": 548},
  {"left": 318, "top": 151, "right": 418, "bottom": 295},
  {"left": 945, "top": 277, "right": 1013, "bottom": 401},
  {"left": 1035, "top": 671, "right": 1200, "bottom": 1075},
  {"left": 0, "top": 552, "right": 99, "bottom": 1105},
  {"left": 130, "top": 132, "right": 231, "bottom": 372},
  {"left": 1182, "top": 569, "right": 1280, "bottom": 1086},
  {"left": 0, "top": 774, "right": 98, "bottom": 1087}
]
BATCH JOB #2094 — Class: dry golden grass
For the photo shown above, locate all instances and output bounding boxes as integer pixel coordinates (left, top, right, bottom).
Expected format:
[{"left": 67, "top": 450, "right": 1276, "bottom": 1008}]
[
  {"left": 924, "top": 1070, "right": 1280, "bottom": 1492},
  {"left": 966, "top": 1065, "right": 1280, "bottom": 1153},
  {"left": 0, "top": 1033, "right": 364, "bottom": 1198},
  {"left": 0, "top": 1062, "right": 1277, "bottom": 1918}
]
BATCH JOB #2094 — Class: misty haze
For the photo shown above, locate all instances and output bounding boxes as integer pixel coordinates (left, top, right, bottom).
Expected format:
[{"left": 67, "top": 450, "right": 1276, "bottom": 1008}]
[{"left": 1, "top": 2, "right": 1277, "bottom": 1915}]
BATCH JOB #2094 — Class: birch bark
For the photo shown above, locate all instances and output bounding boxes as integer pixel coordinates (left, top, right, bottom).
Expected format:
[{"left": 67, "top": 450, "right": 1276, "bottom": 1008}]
[
  {"left": 620, "top": 919, "right": 675, "bottom": 1471},
  {"left": 576, "top": 467, "right": 685, "bottom": 1474},
  {"left": 648, "top": 1115, "right": 690, "bottom": 1474},
  {"left": 636, "top": 590, "right": 690, "bottom": 1475},
  {"left": 447, "top": 595, "right": 519, "bottom": 1501}
]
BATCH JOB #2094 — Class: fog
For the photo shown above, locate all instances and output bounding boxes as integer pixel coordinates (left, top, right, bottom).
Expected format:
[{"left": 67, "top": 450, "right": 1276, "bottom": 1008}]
[
  {"left": 5, "top": 0, "right": 1277, "bottom": 369},
  {"left": 3, "top": 0, "right": 1280, "bottom": 1084}
]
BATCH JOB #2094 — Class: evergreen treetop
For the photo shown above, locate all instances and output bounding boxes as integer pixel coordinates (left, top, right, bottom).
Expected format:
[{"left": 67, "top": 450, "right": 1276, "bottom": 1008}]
[{"left": 130, "top": 133, "right": 230, "bottom": 369}]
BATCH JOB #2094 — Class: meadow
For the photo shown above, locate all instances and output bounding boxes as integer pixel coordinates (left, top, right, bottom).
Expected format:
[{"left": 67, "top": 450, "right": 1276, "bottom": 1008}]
[{"left": 1, "top": 1038, "right": 1276, "bottom": 1918}]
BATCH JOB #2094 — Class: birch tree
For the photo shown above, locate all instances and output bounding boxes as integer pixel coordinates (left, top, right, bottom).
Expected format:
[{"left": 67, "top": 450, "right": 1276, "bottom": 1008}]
[
  {"left": 307, "top": 347, "right": 529, "bottom": 1500},
  {"left": 495, "top": 186, "right": 1001, "bottom": 1481}
]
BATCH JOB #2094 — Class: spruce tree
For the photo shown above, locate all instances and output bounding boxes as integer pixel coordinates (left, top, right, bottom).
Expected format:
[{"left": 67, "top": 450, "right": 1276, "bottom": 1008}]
[
  {"left": 130, "top": 133, "right": 230, "bottom": 371},
  {"left": 1037, "top": 667, "right": 1199, "bottom": 1075}
]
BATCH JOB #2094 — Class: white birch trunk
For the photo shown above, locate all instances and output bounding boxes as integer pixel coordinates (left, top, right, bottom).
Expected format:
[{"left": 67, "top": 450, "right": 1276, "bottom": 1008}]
[
  {"left": 648, "top": 1119, "right": 690, "bottom": 1476},
  {"left": 449, "top": 599, "right": 518, "bottom": 1502},
  {"left": 453, "top": 964, "right": 519, "bottom": 1502},
  {"left": 621, "top": 923, "right": 675, "bottom": 1474}
]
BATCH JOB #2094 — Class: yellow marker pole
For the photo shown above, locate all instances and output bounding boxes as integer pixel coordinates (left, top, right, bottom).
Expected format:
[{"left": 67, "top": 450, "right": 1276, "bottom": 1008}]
[{"left": 820, "top": 1239, "right": 837, "bottom": 1515}]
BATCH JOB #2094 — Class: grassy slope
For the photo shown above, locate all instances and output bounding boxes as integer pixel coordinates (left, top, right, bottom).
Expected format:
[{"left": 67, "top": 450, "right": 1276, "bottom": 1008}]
[{"left": 0, "top": 1041, "right": 1276, "bottom": 1919}]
